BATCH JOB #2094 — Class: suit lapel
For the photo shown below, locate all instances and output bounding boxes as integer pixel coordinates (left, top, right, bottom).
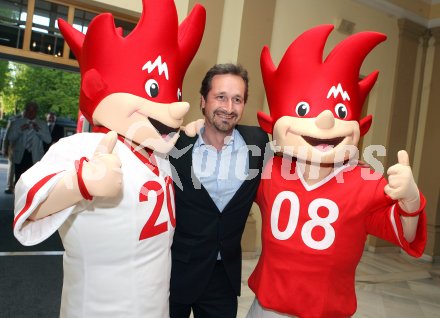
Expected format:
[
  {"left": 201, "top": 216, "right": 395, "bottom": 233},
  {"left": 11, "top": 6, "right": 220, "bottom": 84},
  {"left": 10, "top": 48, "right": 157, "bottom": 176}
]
[
  {"left": 174, "top": 134, "right": 221, "bottom": 213},
  {"left": 236, "top": 125, "right": 261, "bottom": 173},
  {"left": 172, "top": 134, "right": 197, "bottom": 187},
  {"left": 176, "top": 127, "right": 261, "bottom": 215}
]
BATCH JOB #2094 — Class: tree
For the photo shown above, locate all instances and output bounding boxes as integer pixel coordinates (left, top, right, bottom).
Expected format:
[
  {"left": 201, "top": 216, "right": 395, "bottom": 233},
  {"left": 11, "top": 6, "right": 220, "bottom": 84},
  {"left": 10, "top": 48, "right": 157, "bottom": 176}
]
[
  {"left": 1, "top": 62, "right": 80, "bottom": 120},
  {"left": 0, "top": 60, "right": 16, "bottom": 124},
  {"left": 0, "top": 60, "right": 10, "bottom": 93}
]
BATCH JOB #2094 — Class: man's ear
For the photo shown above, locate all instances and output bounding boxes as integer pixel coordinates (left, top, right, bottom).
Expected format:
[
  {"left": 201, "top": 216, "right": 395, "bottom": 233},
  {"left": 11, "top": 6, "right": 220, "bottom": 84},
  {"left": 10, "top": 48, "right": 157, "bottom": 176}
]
[
  {"left": 200, "top": 96, "right": 206, "bottom": 115},
  {"left": 257, "top": 111, "right": 273, "bottom": 135},
  {"left": 359, "top": 115, "right": 372, "bottom": 136}
]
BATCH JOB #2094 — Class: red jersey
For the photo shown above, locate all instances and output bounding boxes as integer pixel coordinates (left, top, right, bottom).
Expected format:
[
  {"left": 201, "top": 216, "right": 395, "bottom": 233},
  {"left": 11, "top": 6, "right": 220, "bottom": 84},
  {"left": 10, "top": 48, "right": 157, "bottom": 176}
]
[{"left": 248, "top": 156, "right": 426, "bottom": 318}]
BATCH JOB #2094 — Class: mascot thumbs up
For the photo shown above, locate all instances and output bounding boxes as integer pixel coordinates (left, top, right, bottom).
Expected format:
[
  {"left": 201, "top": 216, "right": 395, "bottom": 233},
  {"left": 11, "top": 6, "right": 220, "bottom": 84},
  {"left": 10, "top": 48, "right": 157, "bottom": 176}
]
[{"left": 13, "top": 1, "right": 205, "bottom": 317}]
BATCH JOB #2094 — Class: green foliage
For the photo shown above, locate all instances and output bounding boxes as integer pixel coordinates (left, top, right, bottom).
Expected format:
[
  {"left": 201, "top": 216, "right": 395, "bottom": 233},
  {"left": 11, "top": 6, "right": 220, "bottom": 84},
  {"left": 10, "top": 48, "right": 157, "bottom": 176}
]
[
  {"left": 1, "top": 62, "right": 80, "bottom": 120},
  {"left": 0, "top": 6, "right": 19, "bottom": 21},
  {"left": 0, "top": 60, "right": 16, "bottom": 114},
  {"left": 0, "top": 60, "right": 10, "bottom": 92}
]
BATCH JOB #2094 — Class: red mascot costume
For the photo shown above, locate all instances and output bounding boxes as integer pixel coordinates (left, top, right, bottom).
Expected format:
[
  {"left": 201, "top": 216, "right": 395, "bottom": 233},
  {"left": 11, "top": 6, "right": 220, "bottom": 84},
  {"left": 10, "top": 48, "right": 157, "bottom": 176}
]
[
  {"left": 13, "top": 0, "right": 205, "bottom": 317},
  {"left": 247, "top": 25, "right": 427, "bottom": 318}
]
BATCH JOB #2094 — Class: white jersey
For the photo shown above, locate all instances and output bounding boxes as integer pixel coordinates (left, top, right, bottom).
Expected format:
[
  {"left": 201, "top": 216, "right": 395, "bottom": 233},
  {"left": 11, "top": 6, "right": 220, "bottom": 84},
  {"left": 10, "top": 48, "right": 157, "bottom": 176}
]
[{"left": 13, "top": 133, "right": 175, "bottom": 318}]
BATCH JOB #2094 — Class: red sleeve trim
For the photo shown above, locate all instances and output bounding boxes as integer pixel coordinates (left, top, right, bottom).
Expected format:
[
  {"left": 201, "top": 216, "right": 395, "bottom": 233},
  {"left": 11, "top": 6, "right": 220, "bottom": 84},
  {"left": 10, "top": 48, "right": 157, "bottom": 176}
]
[
  {"left": 75, "top": 157, "right": 93, "bottom": 200},
  {"left": 394, "top": 191, "right": 426, "bottom": 217},
  {"left": 393, "top": 193, "right": 427, "bottom": 258},
  {"left": 13, "top": 172, "right": 60, "bottom": 228}
]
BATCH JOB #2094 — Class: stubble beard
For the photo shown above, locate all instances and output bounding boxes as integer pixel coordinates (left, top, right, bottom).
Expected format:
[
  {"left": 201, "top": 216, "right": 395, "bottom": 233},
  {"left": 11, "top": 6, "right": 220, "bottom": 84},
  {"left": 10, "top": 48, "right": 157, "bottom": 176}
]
[{"left": 209, "top": 110, "right": 238, "bottom": 133}]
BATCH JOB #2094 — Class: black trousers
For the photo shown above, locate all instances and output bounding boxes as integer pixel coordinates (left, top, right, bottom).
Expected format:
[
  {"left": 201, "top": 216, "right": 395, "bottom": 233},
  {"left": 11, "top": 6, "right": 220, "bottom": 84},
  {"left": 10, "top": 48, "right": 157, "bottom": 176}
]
[
  {"left": 170, "top": 261, "right": 238, "bottom": 318},
  {"left": 14, "top": 150, "right": 34, "bottom": 184}
]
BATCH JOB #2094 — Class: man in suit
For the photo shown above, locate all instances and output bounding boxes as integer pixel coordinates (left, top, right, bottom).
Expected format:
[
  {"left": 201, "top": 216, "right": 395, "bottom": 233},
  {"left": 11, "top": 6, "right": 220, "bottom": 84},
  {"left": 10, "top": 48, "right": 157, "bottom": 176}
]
[
  {"left": 44, "top": 112, "right": 65, "bottom": 152},
  {"left": 169, "top": 64, "right": 270, "bottom": 318},
  {"left": 7, "top": 101, "right": 51, "bottom": 184}
]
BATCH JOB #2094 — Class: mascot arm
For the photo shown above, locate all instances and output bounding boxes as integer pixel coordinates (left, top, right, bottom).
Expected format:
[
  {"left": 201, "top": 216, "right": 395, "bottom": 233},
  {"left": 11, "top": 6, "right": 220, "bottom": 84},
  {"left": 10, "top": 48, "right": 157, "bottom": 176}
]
[
  {"left": 13, "top": 132, "right": 122, "bottom": 246},
  {"left": 181, "top": 118, "right": 205, "bottom": 137},
  {"left": 30, "top": 131, "right": 122, "bottom": 220},
  {"left": 384, "top": 150, "right": 423, "bottom": 242}
]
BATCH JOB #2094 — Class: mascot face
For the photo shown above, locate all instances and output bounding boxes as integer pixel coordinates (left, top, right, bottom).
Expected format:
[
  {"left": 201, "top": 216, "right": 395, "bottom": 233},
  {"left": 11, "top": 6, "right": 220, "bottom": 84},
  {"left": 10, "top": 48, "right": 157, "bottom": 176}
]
[
  {"left": 58, "top": 0, "right": 205, "bottom": 153},
  {"left": 272, "top": 110, "right": 361, "bottom": 164},
  {"left": 92, "top": 90, "right": 189, "bottom": 153},
  {"left": 258, "top": 25, "right": 386, "bottom": 164}
]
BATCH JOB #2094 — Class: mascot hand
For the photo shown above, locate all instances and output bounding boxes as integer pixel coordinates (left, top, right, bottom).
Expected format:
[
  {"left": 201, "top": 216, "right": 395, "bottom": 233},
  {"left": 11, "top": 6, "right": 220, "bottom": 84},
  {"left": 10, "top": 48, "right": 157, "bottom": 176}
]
[
  {"left": 82, "top": 131, "right": 122, "bottom": 198},
  {"left": 384, "top": 150, "right": 420, "bottom": 212},
  {"left": 182, "top": 118, "right": 205, "bottom": 137}
]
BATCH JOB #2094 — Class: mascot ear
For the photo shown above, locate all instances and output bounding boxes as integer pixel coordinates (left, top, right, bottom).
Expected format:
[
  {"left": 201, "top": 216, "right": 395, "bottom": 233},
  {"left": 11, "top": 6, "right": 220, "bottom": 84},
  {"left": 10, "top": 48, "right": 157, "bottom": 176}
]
[
  {"left": 82, "top": 68, "right": 107, "bottom": 101},
  {"left": 359, "top": 115, "right": 372, "bottom": 136},
  {"left": 257, "top": 111, "right": 274, "bottom": 135}
]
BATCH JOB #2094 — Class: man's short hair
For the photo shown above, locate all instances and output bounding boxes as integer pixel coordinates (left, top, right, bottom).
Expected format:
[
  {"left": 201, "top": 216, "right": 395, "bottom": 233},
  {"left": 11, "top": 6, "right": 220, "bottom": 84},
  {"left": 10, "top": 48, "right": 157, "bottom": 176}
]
[
  {"left": 199, "top": 63, "right": 249, "bottom": 103},
  {"left": 25, "top": 101, "right": 38, "bottom": 111}
]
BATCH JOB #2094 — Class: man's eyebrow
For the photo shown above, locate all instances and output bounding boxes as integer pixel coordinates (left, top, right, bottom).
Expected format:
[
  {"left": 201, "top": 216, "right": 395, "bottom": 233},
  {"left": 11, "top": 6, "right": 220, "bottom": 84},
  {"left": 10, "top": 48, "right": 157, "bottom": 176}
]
[
  {"left": 213, "top": 90, "right": 226, "bottom": 95},
  {"left": 213, "top": 91, "right": 243, "bottom": 98}
]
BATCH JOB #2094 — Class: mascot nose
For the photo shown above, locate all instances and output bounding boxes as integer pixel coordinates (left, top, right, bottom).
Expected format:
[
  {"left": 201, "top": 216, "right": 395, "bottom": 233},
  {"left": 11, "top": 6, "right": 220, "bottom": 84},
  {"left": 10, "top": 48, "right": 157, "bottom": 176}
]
[
  {"left": 169, "top": 102, "right": 190, "bottom": 120},
  {"left": 315, "top": 110, "right": 335, "bottom": 129}
]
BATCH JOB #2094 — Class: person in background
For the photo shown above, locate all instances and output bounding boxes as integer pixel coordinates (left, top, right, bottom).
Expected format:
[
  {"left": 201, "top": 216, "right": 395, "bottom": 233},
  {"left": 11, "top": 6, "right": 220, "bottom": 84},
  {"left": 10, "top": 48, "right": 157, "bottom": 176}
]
[
  {"left": 7, "top": 101, "right": 51, "bottom": 184},
  {"left": 2, "top": 115, "right": 19, "bottom": 194},
  {"left": 169, "top": 63, "right": 269, "bottom": 318},
  {"left": 44, "top": 112, "right": 64, "bottom": 152}
]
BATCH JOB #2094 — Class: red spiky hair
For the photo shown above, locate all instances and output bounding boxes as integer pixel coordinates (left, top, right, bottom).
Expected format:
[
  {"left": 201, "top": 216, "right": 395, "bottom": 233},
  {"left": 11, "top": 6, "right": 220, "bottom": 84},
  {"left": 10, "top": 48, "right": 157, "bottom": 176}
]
[
  {"left": 258, "top": 24, "right": 386, "bottom": 136},
  {"left": 58, "top": 0, "right": 205, "bottom": 124}
]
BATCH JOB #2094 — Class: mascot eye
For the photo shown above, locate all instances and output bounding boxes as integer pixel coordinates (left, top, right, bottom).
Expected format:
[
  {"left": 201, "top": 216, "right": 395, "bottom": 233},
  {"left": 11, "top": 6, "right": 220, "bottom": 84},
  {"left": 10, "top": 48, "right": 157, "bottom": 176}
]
[
  {"left": 177, "top": 88, "right": 182, "bottom": 101},
  {"left": 295, "top": 102, "right": 310, "bottom": 117},
  {"left": 335, "top": 103, "right": 348, "bottom": 119},
  {"left": 145, "top": 79, "right": 159, "bottom": 98}
]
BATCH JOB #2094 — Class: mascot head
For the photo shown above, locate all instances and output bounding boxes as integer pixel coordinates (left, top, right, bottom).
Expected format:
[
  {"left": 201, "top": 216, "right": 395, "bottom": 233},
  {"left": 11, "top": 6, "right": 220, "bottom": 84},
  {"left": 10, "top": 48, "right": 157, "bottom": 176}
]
[
  {"left": 258, "top": 24, "right": 386, "bottom": 164},
  {"left": 58, "top": 0, "right": 205, "bottom": 153}
]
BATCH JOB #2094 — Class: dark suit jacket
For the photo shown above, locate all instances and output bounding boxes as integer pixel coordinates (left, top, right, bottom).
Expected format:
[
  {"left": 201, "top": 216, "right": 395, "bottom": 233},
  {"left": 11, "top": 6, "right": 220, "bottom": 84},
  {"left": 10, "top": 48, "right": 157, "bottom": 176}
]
[
  {"left": 169, "top": 125, "right": 269, "bottom": 304},
  {"left": 44, "top": 123, "right": 64, "bottom": 152}
]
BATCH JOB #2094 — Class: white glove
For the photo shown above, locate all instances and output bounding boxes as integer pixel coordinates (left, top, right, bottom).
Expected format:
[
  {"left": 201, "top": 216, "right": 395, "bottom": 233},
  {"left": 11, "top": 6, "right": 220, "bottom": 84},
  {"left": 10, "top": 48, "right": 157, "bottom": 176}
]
[
  {"left": 384, "top": 150, "right": 420, "bottom": 213},
  {"left": 181, "top": 118, "right": 205, "bottom": 137},
  {"left": 82, "top": 131, "right": 123, "bottom": 198}
]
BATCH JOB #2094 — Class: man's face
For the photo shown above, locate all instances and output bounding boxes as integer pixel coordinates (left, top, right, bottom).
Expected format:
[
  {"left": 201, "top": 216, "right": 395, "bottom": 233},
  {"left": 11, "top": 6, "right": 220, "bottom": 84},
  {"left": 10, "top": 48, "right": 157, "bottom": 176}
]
[
  {"left": 24, "top": 106, "right": 37, "bottom": 120},
  {"left": 47, "top": 114, "right": 56, "bottom": 124},
  {"left": 202, "top": 74, "right": 245, "bottom": 133}
]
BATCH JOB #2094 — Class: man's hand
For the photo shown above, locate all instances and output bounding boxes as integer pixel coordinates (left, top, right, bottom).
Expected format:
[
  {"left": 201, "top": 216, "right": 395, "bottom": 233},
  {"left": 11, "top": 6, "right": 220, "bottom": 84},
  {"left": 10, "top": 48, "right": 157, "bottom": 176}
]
[
  {"left": 82, "top": 131, "right": 122, "bottom": 198},
  {"left": 384, "top": 150, "right": 420, "bottom": 213},
  {"left": 31, "top": 122, "right": 40, "bottom": 131}
]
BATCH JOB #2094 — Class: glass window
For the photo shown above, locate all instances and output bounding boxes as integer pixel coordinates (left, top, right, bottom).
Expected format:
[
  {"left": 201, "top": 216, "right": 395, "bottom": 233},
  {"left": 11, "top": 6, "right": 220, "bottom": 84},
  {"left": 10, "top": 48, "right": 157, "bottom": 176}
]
[
  {"left": 69, "top": 10, "right": 136, "bottom": 59},
  {"left": 114, "top": 18, "right": 136, "bottom": 37},
  {"left": 0, "top": 0, "right": 28, "bottom": 49},
  {"left": 72, "top": 8, "right": 96, "bottom": 34},
  {"left": 30, "top": 0, "right": 68, "bottom": 57},
  {"left": 68, "top": 8, "right": 96, "bottom": 59},
  {"left": 0, "top": 0, "right": 138, "bottom": 61}
]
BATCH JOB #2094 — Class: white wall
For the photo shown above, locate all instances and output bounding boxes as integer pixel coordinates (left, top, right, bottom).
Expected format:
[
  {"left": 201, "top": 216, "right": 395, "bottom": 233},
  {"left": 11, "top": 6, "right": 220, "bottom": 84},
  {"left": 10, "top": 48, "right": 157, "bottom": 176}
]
[
  {"left": 217, "top": 0, "right": 244, "bottom": 63},
  {"left": 88, "top": 0, "right": 190, "bottom": 20},
  {"left": 91, "top": 0, "right": 142, "bottom": 13}
]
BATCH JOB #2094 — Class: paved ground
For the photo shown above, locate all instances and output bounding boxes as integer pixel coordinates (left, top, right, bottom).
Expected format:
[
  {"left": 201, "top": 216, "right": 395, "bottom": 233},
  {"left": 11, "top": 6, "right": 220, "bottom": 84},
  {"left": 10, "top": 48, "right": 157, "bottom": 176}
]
[{"left": 0, "top": 155, "right": 63, "bottom": 318}]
